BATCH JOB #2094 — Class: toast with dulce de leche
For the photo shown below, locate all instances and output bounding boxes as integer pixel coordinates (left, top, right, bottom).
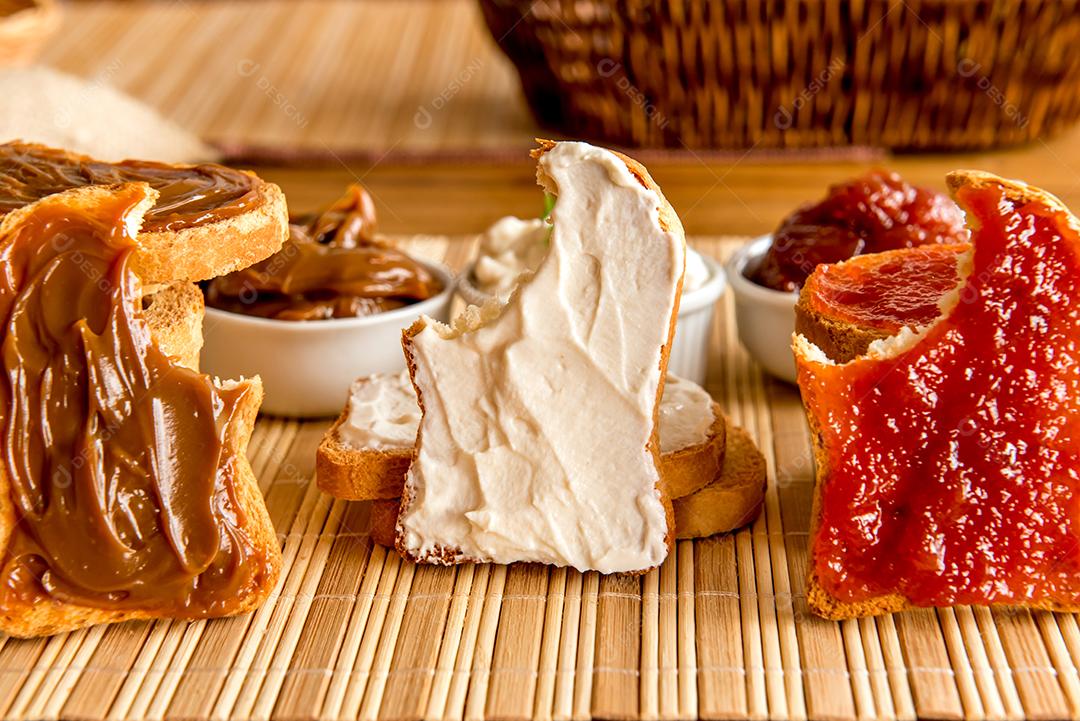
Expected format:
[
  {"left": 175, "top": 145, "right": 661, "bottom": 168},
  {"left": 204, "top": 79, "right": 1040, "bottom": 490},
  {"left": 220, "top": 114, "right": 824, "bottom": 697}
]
[
  {"left": 0, "top": 144, "right": 289, "bottom": 636},
  {"left": 0, "top": 141, "right": 288, "bottom": 285}
]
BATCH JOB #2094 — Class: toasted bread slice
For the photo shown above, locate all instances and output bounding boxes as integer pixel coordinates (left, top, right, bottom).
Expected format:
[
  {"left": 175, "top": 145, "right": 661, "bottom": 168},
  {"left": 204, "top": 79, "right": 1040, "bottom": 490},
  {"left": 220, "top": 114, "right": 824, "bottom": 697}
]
[
  {"left": 0, "top": 184, "right": 281, "bottom": 637},
  {"left": 370, "top": 499, "right": 401, "bottom": 548},
  {"left": 659, "top": 396, "right": 726, "bottom": 500},
  {"left": 318, "top": 439, "right": 412, "bottom": 502},
  {"left": 396, "top": 141, "right": 685, "bottom": 573},
  {"left": 0, "top": 141, "right": 288, "bottom": 285},
  {"left": 795, "top": 243, "right": 967, "bottom": 363},
  {"left": 368, "top": 414, "right": 764, "bottom": 547},
  {"left": 142, "top": 282, "right": 204, "bottom": 370},
  {"left": 673, "top": 421, "right": 766, "bottom": 539},
  {"left": 796, "top": 171, "right": 1080, "bottom": 619},
  {"left": 317, "top": 372, "right": 724, "bottom": 502},
  {"left": 316, "top": 372, "right": 417, "bottom": 502}
]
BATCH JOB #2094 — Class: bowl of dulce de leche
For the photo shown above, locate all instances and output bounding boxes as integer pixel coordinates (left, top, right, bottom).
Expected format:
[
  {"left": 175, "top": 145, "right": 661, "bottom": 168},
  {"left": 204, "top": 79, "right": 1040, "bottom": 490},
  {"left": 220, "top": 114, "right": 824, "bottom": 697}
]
[{"left": 201, "top": 185, "right": 454, "bottom": 417}]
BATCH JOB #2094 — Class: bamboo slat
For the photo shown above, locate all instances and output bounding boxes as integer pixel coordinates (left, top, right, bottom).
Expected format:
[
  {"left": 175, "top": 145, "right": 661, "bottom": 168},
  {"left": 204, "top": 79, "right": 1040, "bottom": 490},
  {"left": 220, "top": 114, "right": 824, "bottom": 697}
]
[
  {"left": 0, "top": 237, "right": 1073, "bottom": 721},
  {"left": 36, "top": 0, "right": 534, "bottom": 157}
]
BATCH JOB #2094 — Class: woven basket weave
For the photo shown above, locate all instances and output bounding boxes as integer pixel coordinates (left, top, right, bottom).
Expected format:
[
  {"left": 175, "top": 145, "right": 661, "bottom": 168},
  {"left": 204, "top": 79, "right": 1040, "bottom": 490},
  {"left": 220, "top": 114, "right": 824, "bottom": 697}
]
[{"left": 478, "top": 0, "right": 1080, "bottom": 150}]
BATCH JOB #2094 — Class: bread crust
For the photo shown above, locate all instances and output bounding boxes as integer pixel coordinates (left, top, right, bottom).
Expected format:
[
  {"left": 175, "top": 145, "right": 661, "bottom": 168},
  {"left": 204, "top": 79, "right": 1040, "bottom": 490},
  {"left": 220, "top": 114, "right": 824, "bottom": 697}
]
[
  {"left": 316, "top": 418, "right": 412, "bottom": 501},
  {"left": 659, "top": 405, "right": 726, "bottom": 499},
  {"left": 370, "top": 499, "right": 400, "bottom": 548},
  {"left": 0, "top": 184, "right": 281, "bottom": 637},
  {"left": 794, "top": 300, "right": 889, "bottom": 365},
  {"left": 130, "top": 178, "right": 288, "bottom": 285},
  {"left": 798, "top": 169, "right": 1080, "bottom": 619},
  {"left": 673, "top": 417, "right": 765, "bottom": 539},
  {"left": 395, "top": 141, "right": 684, "bottom": 571}
]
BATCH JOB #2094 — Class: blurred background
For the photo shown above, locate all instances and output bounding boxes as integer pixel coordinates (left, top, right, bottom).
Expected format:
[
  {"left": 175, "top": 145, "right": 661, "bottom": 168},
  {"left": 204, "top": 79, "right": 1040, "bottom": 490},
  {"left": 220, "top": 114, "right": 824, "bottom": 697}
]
[{"left": 5, "top": 0, "right": 1080, "bottom": 235}]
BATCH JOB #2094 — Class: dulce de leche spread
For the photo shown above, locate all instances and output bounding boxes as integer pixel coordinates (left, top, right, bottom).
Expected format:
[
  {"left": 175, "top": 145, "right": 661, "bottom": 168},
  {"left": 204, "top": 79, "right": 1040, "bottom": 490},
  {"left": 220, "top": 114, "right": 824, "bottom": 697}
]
[
  {"left": 205, "top": 185, "right": 442, "bottom": 320},
  {"left": 0, "top": 184, "right": 273, "bottom": 616},
  {"left": 0, "top": 141, "right": 260, "bottom": 233}
]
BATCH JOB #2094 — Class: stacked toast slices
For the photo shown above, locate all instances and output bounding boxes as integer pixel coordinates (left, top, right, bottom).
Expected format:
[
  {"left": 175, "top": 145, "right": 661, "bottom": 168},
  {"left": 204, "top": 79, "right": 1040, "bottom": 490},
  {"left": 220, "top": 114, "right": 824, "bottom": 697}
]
[
  {"left": 0, "top": 144, "right": 288, "bottom": 636},
  {"left": 316, "top": 372, "right": 766, "bottom": 545}
]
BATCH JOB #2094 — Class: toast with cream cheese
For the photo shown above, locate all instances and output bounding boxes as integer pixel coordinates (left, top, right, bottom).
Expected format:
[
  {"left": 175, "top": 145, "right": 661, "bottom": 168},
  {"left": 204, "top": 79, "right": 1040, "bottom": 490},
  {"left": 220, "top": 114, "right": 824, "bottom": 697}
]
[{"left": 396, "top": 140, "right": 685, "bottom": 574}]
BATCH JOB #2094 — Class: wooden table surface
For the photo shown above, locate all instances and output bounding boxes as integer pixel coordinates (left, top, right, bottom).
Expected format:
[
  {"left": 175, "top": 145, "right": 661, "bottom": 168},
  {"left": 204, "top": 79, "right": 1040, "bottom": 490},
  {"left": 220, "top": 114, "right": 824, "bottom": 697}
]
[{"left": 34, "top": 0, "right": 1080, "bottom": 237}]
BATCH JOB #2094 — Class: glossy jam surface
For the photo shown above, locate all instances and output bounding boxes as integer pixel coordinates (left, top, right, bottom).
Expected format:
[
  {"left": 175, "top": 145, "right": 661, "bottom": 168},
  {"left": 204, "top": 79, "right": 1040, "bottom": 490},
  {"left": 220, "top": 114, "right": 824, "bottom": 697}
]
[
  {"left": 751, "top": 171, "right": 969, "bottom": 292},
  {"left": 802, "top": 243, "right": 967, "bottom": 335},
  {"left": 0, "top": 185, "right": 272, "bottom": 615},
  {"left": 205, "top": 185, "right": 442, "bottom": 321},
  {"left": 798, "top": 184, "right": 1080, "bottom": 607},
  {"left": 0, "top": 141, "right": 258, "bottom": 233}
]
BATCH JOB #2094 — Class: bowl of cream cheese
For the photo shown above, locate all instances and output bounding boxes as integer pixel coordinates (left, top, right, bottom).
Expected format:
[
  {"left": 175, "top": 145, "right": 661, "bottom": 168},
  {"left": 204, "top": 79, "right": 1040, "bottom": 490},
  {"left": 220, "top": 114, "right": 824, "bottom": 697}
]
[{"left": 457, "top": 216, "right": 726, "bottom": 385}]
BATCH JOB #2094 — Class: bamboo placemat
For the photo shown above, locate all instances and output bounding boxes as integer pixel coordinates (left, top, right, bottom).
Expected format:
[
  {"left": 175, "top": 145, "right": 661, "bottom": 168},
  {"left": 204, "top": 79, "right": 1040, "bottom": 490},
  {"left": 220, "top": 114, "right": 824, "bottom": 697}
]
[
  {"left": 36, "top": 0, "right": 536, "bottom": 157},
  {"left": 5, "top": 235, "right": 1080, "bottom": 721}
]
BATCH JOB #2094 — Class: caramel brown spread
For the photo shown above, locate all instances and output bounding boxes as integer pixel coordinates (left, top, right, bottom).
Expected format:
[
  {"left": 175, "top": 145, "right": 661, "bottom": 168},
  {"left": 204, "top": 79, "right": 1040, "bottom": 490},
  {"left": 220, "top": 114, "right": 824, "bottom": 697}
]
[
  {"left": 0, "top": 141, "right": 259, "bottom": 233},
  {"left": 205, "top": 185, "right": 442, "bottom": 321},
  {"left": 0, "top": 184, "right": 272, "bottom": 615}
]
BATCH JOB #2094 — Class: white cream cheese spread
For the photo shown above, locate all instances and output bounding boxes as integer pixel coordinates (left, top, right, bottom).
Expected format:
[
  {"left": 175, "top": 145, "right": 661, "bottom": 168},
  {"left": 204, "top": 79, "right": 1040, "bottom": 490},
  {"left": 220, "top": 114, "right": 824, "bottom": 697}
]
[
  {"left": 473, "top": 217, "right": 709, "bottom": 299},
  {"left": 338, "top": 371, "right": 715, "bottom": 455},
  {"left": 472, "top": 216, "right": 549, "bottom": 300},
  {"left": 398, "top": 141, "right": 686, "bottom": 574},
  {"left": 337, "top": 371, "right": 420, "bottom": 451},
  {"left": 658, "top": 375, "right": 715, "bottom": 453}
]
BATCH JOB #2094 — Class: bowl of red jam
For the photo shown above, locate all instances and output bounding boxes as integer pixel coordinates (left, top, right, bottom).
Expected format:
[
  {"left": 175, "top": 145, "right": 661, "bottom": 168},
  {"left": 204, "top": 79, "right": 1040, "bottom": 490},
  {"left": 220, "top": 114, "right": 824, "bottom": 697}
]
[{"left": 727, "top": 171, "right": 969, "bottom": 383}]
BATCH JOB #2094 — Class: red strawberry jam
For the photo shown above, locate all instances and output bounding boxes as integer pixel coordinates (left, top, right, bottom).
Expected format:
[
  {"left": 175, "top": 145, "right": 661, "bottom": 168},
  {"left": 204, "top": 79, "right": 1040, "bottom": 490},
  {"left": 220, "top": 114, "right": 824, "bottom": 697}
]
[
  {"left": 801, "top": 243, "right": 968, "bottom": 336},
  {"left": 752, "top": 171, "right": 969, "bottom": 292},
  {"left": 797, "top": 177, "right": 1080, "bottom": 609}
]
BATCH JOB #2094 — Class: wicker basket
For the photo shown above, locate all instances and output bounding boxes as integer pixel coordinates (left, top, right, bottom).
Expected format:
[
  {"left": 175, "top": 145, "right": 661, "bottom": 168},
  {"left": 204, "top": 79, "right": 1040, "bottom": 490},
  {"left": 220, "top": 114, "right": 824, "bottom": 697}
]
[
  {"left": 0, "top": 0, "right": 61, "bottom": 67},
  {"left": 478, "top": 0, "right": 1080, "bottom": 150}
]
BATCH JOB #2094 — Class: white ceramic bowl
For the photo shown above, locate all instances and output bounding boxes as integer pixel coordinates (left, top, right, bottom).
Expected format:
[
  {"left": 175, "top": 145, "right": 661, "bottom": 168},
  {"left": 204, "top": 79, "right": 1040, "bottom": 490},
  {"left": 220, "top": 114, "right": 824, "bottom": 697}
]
[
  {"left": 724, "top": 235, "right": 799, "bottom": 383},
  {"left": 457, "top": 252, "right": 727, "bottom": 386},
  {"left": 201, "top": 261, "right": 455, "bottom": 418}
]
